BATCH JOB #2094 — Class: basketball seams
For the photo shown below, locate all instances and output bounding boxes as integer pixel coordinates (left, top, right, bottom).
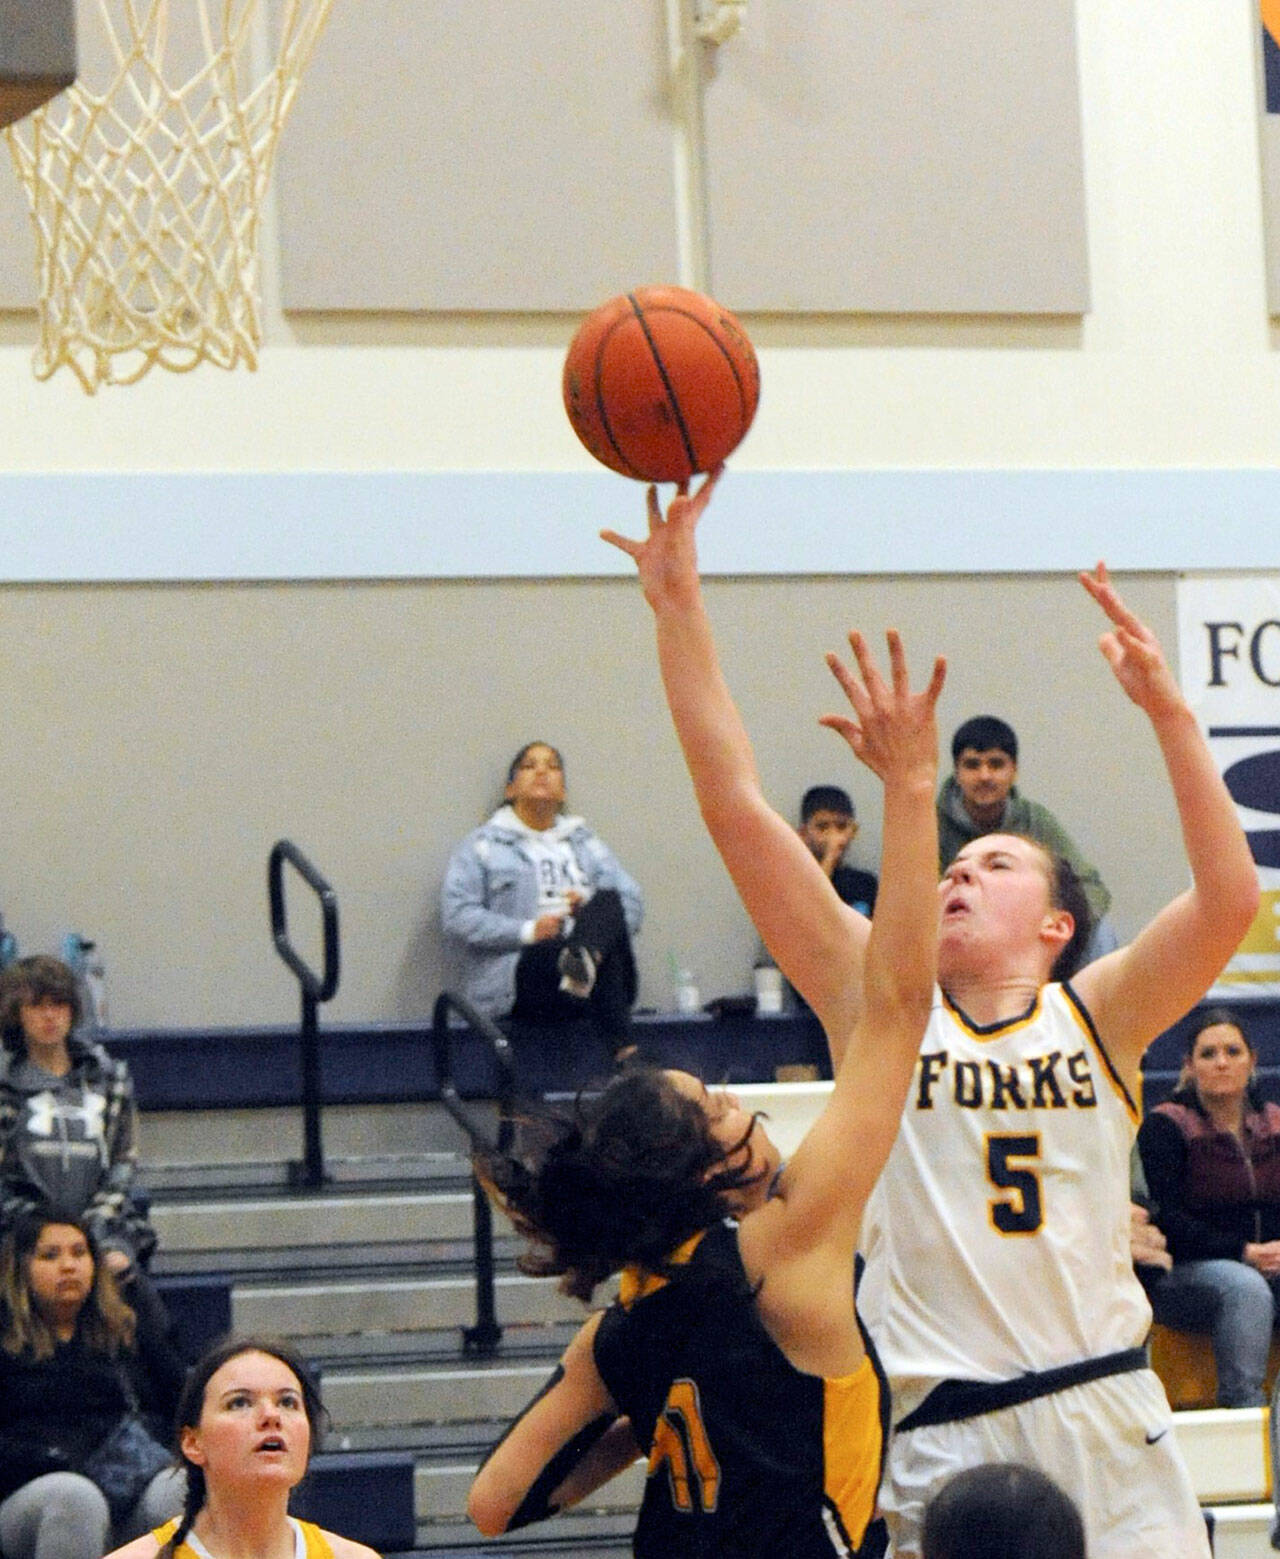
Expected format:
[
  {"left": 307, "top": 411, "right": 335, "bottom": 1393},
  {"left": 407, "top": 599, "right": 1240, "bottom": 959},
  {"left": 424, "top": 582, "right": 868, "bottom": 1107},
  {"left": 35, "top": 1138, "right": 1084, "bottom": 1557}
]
[
  {"left": 644, "top": 302, "right": 755, "bottom": 431},
  {"left": 626, "top": 292, "right": 700, "bottom": 480},
  {"left": 589, "top": 314, "right": 647, "bottom": 480}
]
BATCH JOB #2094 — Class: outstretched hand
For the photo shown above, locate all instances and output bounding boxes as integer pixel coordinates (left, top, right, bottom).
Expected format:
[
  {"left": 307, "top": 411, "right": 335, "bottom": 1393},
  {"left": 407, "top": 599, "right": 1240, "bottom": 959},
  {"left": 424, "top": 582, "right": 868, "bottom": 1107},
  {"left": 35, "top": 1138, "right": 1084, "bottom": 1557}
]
[
  {"left": 600, "top": 467, "right": 722, "bottom": 610},
  {"left": 820, "top": 630, "right": 947, "bottom": 784},
  {"left": 1079, "top": 562, "right": 1182, "bottom": 717}
]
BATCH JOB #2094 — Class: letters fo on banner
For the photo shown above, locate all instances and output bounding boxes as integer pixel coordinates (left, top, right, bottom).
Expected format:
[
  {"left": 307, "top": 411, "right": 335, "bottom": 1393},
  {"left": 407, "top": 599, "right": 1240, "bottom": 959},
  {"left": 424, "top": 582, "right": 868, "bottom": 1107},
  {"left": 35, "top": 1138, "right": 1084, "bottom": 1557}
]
[{"left": 1177, "top": 575, "right": 1280, "bottom": 996}]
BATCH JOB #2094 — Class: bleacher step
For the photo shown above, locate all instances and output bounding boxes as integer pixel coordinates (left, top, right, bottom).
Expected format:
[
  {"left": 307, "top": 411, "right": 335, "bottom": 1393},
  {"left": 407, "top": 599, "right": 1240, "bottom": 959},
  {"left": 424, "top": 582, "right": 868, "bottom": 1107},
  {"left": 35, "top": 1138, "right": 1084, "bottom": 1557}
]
[
  {"left": 415, "top": 1460, "right": 644, "bottom": 1523},
  {"left": 145, "top": 1153, "right": 473, "bottom": 1195},
  {"left": 233, "top": 1273, "right": 584, "bottom": 1337},
  {"left": 1175, "top": 1407, "right": 1271, "bottom": 1504},
  {"left": 1209, "top": 1502, "right": 1274, "bottom": 1559},
  {"left": 325, "top": 1363, "right": 557, "bottom": 1429},
  {"left": 150, "top": 1191, "right": 495, "bottom": 1252},
  {"left": 411, "top": 1513, "right": 635, "bottom": 1554}
]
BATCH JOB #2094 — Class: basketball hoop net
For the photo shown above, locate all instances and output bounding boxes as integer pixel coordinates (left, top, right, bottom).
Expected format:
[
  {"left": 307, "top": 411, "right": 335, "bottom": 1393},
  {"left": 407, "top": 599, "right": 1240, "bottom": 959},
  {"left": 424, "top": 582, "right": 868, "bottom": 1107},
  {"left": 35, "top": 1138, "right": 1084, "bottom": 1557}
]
[{"left": 4, "top": 0, "right": 335, "bottom": 393}]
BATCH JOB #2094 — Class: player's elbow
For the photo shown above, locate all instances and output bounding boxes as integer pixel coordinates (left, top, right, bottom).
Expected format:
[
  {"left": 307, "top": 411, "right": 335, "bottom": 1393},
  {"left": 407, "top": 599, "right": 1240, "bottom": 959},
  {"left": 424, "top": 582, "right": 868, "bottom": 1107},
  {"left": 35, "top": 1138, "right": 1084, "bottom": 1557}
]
[
  {"left": 1222, "top": 870, "right": 1262, "bottom": 943},
  {"left": 467, "top": 1476, "right": 512, "bottom": 1536}
]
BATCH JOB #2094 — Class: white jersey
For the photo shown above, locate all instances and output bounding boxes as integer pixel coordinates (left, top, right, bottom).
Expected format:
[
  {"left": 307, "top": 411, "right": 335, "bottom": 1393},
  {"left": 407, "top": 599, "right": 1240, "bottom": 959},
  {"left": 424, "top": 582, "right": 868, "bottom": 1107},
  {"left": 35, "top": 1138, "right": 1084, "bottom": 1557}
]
[{"left": 859, "top": 981, "right": 1151, "bottom": 1420}]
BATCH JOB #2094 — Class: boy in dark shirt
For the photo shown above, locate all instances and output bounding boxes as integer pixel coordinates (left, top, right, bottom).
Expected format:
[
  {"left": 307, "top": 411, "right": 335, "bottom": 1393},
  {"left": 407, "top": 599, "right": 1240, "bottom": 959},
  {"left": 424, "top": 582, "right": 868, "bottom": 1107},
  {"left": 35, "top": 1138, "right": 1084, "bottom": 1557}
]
[{"left": 799, "top": 785, "right": 877, "bottom": 918}]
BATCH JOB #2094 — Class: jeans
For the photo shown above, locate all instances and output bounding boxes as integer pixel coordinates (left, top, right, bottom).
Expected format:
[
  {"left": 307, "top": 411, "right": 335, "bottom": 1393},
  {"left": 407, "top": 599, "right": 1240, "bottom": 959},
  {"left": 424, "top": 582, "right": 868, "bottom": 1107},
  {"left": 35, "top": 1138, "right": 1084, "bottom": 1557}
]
[
  {"left": 0, "top": 1465, "right": 184, "bottom": 1559},
  {"left": 1149, "top": 1257, "right": 1279, "bottom": 1407}
]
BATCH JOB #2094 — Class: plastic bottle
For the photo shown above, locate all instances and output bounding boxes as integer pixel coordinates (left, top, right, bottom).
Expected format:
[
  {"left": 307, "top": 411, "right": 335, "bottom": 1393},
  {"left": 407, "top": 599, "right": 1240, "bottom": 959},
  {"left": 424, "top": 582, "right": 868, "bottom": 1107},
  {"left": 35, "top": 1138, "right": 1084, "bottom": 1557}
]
[
  {"left": 674, "top": 965, "right": 701, "bottom": 1015},
  {"left": 83, "top": 945, "right": 107, "bottom": 1032}
]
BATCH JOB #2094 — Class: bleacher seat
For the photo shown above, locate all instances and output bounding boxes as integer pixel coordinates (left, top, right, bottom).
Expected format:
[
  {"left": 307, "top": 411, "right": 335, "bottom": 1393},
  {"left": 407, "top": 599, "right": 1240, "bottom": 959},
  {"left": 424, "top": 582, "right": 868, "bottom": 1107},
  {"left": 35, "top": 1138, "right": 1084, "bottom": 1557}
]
[{"left": 1149, "top": 1322, "right": 1280, "bottom": 1412}]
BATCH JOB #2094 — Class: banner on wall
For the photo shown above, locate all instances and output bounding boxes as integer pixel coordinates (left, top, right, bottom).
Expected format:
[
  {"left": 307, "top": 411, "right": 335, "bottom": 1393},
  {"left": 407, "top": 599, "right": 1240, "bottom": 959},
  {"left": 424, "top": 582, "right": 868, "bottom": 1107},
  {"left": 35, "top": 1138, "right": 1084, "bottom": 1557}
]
[
  {"left": 1177, "top": 575, "right": 1280, "bottom": 997},
  {"left": 1261, "top": 2, "right": 1280, "bottom": 309}
]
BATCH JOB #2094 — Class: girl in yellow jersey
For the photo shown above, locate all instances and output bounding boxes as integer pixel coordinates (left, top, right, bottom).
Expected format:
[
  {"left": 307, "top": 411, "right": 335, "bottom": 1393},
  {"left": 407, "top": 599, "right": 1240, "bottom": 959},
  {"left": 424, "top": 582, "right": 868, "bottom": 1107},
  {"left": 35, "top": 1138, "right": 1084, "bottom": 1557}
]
[
  {"left": 104, "top": 1336, "right": 379, "bottom": 1559},
  {"left": 469, "top": 479, "right": 945, "bottom": 1558}
]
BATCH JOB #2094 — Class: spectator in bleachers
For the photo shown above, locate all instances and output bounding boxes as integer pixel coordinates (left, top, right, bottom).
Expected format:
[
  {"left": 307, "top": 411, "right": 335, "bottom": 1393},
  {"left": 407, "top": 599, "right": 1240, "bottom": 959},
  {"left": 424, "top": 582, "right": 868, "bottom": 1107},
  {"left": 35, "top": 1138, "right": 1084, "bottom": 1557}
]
[
  {"left": 797, "top": 783, "right": 878, "bottom": 916},
  {"left": 441, "top": 742, "right": 644, "bottom": 1061},
  {"left": 939, "top": 715, "right": 1117, "bottom": 959},
  {"left": 766, "top": 784, "right": 878, "bottom": 1017},
  {"left": 105, "top": 1333, "right": 380, "bottom": 1559},
  {"left": 0, "top": 954, "right": 156, "bottom": 1278},
  {"left": 0, "top": 1212, "right": 184, "bottom": 1559},
  {"left": 921, "top": 1463, "right": 1086, "bottom": 1559},
  {"left": 1137, "top": 1007, "right": 1280, "bottom": 1406}
]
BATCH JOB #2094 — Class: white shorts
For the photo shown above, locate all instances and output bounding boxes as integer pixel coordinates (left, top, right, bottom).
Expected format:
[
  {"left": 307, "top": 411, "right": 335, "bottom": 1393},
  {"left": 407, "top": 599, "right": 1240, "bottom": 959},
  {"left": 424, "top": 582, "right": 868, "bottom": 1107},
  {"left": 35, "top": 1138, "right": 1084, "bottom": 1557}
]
[{"left": 879, "top": 1366, "right": 1209, "bottom": 1559}]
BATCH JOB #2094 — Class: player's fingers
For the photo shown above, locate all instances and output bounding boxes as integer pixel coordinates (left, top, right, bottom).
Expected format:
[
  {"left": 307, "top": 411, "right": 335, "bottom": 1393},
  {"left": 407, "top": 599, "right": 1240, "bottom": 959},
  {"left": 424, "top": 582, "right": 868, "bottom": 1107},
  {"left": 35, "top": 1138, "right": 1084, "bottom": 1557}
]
[
  {"left": 1096, "top": 632, "right": 1123, "bottom": 670},
  {"left": 884, "top": 629, "right": 909, "bottom": 698},
  {"left": 696, "top": 465, "right": 724, "bottom": 500},
  {"left": 825, "top": 650, "right": 872, "bottom": 719},
  {"left": 924, "top": 655, "right": 948, "bottom": 705},
  {"left": 646, "top": 484, "right": 662, "bottom": 529},
  {"left": 600, "top": 528, "right": 642, "bottom": 558},
  {"left": 818, "top": 713, "right": 864, "bottom": 751},
  {"left": 845, "top": 631, "right": 889, "bottom": 705}
]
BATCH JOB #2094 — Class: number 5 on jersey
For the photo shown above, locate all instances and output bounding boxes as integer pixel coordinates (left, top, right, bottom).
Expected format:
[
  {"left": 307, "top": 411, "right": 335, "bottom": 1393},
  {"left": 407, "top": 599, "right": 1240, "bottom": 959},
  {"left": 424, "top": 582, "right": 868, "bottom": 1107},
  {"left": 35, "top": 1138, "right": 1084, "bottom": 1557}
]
[{"left": 985, "top": 1133, "right": 1043, "bottom": 1235}]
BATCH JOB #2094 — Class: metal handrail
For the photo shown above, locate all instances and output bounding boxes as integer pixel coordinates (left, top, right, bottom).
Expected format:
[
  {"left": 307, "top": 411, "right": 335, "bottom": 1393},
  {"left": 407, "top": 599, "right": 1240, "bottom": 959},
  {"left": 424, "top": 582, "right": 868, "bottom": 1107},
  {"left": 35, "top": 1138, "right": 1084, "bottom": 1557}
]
[
  {"left": 268, "top": 840, "right": 340, "bottom": 1188},
  {"left": 431, "top": 990, "right": 519, "bottom": 1355}
]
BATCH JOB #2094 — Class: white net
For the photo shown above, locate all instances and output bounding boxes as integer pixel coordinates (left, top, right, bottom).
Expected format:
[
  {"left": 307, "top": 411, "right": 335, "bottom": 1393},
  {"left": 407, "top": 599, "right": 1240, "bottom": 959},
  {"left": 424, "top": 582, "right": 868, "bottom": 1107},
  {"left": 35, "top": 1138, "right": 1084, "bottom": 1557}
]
[{"left": 4, "top": 0, "right": 335, "bottom": 392}]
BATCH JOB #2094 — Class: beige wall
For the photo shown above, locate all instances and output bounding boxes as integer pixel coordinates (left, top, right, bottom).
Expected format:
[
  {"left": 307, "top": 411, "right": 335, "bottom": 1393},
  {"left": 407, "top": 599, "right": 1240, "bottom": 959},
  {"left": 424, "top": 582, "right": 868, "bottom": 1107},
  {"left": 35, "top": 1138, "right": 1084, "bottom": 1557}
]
[
  {"left": 0, "top": 0, "right": 1269, "bottom": 1025},
  {"left": 0, "top": 571, "right": 1177, "bottom": 1027}
]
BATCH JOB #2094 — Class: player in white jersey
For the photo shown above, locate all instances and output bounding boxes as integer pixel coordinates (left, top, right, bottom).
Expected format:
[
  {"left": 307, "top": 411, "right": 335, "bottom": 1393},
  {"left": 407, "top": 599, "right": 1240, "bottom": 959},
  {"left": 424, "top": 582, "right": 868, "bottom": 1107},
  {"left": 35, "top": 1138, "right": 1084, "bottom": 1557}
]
[{"left": 605, "top": 472, "right": 1260, "bottom": 1559}]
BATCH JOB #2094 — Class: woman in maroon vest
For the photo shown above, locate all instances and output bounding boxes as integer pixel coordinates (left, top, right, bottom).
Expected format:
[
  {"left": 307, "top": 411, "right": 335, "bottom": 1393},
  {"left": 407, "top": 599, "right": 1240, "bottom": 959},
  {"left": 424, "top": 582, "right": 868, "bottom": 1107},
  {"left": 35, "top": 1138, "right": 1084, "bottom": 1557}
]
[{"left": 1137, "top": 1008, "right": 1280, "bottom": 1406}]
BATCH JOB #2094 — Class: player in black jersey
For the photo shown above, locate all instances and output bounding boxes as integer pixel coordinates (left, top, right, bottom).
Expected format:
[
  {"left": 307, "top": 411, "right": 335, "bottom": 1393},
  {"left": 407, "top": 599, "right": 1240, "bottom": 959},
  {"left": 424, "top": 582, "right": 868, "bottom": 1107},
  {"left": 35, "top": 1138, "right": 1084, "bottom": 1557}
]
[{"left": 468, "top": 475, "right": 945, "bottom": 1556}]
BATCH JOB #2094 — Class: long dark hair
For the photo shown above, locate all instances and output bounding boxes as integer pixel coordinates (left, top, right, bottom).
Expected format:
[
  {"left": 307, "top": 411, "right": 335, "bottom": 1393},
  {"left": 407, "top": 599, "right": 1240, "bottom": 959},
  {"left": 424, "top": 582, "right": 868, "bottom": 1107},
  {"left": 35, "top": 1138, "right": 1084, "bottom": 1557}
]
[
  {"left": 159, "top": 1334, "right": 329, "bottom": 1557},
  {"left": 0, "top": 1211, "right": 135, "bottom": 1361},
  {"left": 477, "top": 1068, "right": 767, "bottom": 1303}
]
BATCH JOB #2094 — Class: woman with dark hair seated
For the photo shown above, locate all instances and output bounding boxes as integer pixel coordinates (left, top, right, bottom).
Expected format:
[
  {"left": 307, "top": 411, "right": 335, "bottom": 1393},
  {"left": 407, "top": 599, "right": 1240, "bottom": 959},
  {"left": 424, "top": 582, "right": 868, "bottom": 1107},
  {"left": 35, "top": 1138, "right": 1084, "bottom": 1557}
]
[
  {"left": 466, "top": 629, "right": 944, "bottom": 1555},
  {"left": 105, "top": 1333, "right": 380, "bottom": 1559},
  {"left": 0, "top": 1212, "right": 184, "bottom": 1559},
  {"left": 442, "top": 741, "right": 644, "bottom": 1061},
  {"left": 1138, "top": 1006, "right": 1280, "bottom": 1406}
]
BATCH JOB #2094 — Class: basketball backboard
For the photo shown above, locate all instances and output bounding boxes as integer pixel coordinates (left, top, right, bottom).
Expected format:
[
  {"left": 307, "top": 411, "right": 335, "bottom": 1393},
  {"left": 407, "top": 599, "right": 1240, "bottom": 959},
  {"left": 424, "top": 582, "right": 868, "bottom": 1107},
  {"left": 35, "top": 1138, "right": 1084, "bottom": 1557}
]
[{"left": 0, "top": 0, "right": 75, "bottom": 130}]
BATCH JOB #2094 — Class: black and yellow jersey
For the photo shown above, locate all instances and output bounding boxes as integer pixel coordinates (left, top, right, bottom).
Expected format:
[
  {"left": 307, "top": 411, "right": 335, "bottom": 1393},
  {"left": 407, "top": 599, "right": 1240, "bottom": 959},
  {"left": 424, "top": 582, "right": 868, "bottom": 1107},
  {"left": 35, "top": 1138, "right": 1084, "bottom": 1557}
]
[{"left": 593, "top": 1220, "right": 887, "bottom": 1558}]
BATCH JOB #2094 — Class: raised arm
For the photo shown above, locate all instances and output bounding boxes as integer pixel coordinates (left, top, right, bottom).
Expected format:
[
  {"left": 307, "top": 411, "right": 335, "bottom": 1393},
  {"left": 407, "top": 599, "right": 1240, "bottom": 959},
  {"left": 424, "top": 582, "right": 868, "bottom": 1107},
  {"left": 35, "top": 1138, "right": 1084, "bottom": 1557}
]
[
  {"left": 737, "top": 629, "right": 943, "bottom": 1373},
  {"left": 1071, "top": 565, "right": 1259, "bottom": 1076},
  {"left": 603, "top": 473, "right": 875, "bottom": 1038}
]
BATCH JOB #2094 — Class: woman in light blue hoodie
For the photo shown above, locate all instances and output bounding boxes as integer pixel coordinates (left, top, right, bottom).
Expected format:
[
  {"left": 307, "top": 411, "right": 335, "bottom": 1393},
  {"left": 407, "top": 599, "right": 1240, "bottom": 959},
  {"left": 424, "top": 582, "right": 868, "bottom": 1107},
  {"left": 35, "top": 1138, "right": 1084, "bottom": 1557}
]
[{"left": 441, "top": 743, "right": 643, "bottom": 1059}]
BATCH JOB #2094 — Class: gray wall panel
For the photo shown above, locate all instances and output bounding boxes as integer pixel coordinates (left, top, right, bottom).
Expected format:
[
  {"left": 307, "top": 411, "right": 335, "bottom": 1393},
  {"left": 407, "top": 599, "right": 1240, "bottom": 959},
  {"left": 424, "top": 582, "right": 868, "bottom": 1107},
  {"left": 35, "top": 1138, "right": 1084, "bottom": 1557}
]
[
  {"left": 274, "top": 0, "right": 681, "bottom": 311},
  {"left": 703, "top": 0, "right": 1090, "bottom": 313},
  {"left": 0, "top": 171, "right": 35, "bottom": 308},
  {"left": 0, "top": 569, "right": 1184, "bottom": 1030}
]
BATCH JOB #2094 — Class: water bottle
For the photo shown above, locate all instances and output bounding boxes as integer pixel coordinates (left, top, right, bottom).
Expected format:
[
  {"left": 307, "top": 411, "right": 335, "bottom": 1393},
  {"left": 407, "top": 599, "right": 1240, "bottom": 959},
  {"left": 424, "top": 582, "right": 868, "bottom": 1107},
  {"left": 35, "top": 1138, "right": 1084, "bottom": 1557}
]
[
  {"left": 674, "top": 965, "right": 701, "bottom": 1015},
  {"left": 84, "top": 946, "right": 108, "bottom": 1032}
]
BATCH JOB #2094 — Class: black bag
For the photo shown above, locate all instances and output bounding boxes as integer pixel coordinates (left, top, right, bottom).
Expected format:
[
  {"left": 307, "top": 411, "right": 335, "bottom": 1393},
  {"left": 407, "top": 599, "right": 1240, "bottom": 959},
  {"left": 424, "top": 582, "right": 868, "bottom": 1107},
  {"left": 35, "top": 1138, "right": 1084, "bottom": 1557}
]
[{"left": 80, "top": 1412, "right": 172, "bottom": 1518}]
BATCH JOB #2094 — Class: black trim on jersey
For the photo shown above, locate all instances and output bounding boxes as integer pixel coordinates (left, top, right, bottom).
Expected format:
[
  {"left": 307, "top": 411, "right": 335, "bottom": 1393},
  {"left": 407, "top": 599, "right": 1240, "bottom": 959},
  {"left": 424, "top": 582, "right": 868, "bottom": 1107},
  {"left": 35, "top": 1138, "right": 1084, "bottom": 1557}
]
[
  {"left": 1061, "top": 978, "right": 1137, "bottom": 1118},
  {"left": 894, "top": 1346, "right": 1146, "bottom": 1433},
  {"left": 507, "top": 1410, "right": 616, "bottom": 1530},
  {"left": 475, "top": 1362, "right": 617, "bottom": 1532},
  {"left": 940, "top": 986, "right": 1039, "bottom": 1037},
  {"left": 853, "top": 1253, "right": 891, "bottom": 1524}
]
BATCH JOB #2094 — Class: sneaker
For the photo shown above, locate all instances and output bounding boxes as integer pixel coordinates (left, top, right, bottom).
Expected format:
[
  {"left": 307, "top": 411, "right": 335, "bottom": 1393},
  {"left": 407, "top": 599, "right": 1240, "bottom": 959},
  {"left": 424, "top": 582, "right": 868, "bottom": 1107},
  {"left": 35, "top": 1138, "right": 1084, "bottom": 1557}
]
[{"left": 558, "top": 944, "right": 597, "bottom": 999}]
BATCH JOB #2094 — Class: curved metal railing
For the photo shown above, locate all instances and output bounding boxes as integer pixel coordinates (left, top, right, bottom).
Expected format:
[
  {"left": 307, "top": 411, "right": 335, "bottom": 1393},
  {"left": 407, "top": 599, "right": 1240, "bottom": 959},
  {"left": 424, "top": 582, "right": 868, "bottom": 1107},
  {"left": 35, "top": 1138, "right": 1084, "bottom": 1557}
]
[
  {"left": 431, "top": 990, "right": 518, "bottom": 1355},
  {"left": 268, "top": 840, "right": 340, "bottom": 1189}
]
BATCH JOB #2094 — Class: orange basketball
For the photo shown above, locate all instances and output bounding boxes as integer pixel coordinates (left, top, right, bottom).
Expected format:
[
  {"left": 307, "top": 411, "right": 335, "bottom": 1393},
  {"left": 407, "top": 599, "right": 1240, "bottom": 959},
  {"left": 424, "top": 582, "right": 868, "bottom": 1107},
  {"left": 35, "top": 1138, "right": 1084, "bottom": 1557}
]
[{"left": 562, "top": 286, "right": 760, "bottom": 483}]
